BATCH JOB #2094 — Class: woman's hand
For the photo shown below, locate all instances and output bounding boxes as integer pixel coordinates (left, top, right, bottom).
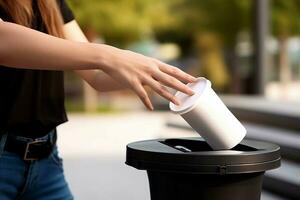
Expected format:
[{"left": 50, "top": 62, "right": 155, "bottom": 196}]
[
  {"left": 63, "top": 20, "right": 196, "bottom": 108},
  {"left": 101, "top": 47, "right": 197, "bottom": 110}
]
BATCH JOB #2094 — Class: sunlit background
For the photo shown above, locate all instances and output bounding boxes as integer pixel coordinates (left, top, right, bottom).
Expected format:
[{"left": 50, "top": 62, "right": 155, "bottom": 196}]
[{"left": 57, "top": 0, "right": 300, "bottom": 199}]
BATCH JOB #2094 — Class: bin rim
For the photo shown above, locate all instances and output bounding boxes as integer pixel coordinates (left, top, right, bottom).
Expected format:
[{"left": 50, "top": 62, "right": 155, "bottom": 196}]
[{"left": 126, "top": 137, "right": 281, "bottom": 175}]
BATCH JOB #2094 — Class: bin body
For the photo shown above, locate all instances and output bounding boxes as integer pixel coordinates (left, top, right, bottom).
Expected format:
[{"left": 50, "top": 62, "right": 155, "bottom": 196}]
[
  {"left": 148, "top": 171, "right": 264, "bottom": 200},
  {"left": 126, "top": 138, "right": 280, "bottom": 200}
]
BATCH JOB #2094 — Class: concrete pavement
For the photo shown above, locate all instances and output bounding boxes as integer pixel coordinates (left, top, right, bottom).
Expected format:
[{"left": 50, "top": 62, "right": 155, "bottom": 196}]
[{"left": 57, "top": 111, "right": 194, "bottom": 200}]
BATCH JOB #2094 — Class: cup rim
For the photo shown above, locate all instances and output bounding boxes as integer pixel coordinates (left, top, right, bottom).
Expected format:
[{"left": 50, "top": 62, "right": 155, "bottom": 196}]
[{"left": 169, "top": 77, "right": 212, "bottom": 115}]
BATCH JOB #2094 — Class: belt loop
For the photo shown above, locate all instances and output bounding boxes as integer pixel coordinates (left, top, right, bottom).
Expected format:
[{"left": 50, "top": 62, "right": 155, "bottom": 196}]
[
  {"left": 0, "top": 133, "right": 8, "bottom": 157},
  {"left": 49, "top": 129, "right": 54, "bottom": 144}
]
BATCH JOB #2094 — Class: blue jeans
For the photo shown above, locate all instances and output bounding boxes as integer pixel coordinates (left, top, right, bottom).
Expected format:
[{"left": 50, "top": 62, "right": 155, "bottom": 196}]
[{"left": 0, "top": 133, "right": 73, "bottom": 200}]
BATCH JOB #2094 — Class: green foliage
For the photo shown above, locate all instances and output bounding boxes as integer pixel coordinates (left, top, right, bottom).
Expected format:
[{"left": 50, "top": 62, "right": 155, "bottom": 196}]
[
  {"left": 65, "top": 99, "right": 115, "bottom": 113},
  {"left": 67, "top": 0, "right": 300, "bottom": 47},
  {"left": 67, "top": 0, "right": 179, "bottom": 46},
  {"left": 271, "top": 0, "right": 300, "bottom": 37},
  {"left": 178, "top": 0, "right": 251, "bottom": 46}
]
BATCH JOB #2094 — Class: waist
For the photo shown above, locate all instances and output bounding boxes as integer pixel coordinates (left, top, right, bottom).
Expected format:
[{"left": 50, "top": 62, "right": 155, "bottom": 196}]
[{"left": 1, "top": 129, "right": 57, "bottom": 161}]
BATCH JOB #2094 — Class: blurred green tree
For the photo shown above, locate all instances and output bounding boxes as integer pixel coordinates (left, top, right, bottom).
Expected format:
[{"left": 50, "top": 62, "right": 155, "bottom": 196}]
[
  {"left": 179, "top": 0, "right": 251, "bottom": 46},
  {"left": 171, "top": 0, "right": 252, "bottom": 92},
  {"left": 67, "top": 0, "right": 179, "bottom": 47}
]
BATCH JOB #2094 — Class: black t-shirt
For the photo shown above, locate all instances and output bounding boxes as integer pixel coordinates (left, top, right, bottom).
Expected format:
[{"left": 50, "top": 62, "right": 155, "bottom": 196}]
[{"left": 0, "top": 0, "right": 75, "bottom": 137}]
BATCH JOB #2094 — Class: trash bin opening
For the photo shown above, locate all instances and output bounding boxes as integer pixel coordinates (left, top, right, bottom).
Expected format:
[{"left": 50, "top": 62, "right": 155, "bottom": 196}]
[{"left": 161, "top": 139, "right": 257, "bottom": 152}]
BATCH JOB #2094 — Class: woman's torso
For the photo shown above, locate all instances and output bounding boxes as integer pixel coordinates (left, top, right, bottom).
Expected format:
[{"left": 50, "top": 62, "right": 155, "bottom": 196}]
[{"left": 0, "top": 0, "right": 73, "bottom": 137}]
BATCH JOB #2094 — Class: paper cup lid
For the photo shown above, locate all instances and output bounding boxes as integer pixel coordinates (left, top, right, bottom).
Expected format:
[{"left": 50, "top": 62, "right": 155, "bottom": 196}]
[{"left": 169, "top": 77, "right": 211, "bottom": 115}]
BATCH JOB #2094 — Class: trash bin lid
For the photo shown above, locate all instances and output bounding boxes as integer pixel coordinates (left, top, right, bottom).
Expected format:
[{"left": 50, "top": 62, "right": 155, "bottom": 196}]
[{"left": 126, "top": 137, "right": 280, "bottom": 175}]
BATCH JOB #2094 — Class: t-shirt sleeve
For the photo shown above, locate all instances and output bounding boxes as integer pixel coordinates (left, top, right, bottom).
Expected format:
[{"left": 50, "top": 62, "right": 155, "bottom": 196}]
[
  {"left": 57, "top": 0, "right": 75, "bottom": 24},
  {"left": 0, "top": 7, "right": 9, "bottom": 22}
]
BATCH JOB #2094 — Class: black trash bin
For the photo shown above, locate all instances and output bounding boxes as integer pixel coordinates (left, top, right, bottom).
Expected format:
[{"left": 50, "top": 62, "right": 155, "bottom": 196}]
[{"left": 126, "top": 137, "right": 280, "bottom": 200}]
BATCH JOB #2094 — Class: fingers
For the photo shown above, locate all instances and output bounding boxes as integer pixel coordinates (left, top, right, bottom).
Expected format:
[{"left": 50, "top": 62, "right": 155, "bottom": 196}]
[
  {"left": 158, "top": 62, "right": 197, "bottom": 83},
  {"left": 144, "top": 78, "right": 181, "bottom": 106},
  {"left": 132, "top": 82, "right": 154, "bottom": 111},
  {"left": 153, "top": 72, "right": 195, "bottom": 96}
]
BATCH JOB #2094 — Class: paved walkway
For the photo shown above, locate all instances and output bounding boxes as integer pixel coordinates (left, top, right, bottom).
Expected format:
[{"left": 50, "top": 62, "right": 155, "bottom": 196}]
[{"left": 57, "top": 111, "right": 194, "bottom": 200}]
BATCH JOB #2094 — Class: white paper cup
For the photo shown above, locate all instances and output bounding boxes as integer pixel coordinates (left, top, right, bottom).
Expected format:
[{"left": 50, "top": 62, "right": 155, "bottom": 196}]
[{"left": 169, "top": 77, "right": 246, "bottom": 150}]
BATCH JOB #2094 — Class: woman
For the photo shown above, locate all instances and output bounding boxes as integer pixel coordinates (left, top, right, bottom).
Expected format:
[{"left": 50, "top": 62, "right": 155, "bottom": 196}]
[{"left": 0, "top": 0, "right": 196, "bottom": 199}]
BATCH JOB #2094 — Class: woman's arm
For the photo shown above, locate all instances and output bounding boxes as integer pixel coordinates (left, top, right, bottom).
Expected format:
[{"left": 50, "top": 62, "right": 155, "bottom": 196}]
[
  {"left": 0, "top": 21, "right": 103, "bottom": 70},
  {"left": 0, "top": 21, "right": 196, "bottom": 110},
  {"left": 0, "top": 19, "right": 122, "bottom": 92},
  {"left": 63, "top": 20, "right": 125, "bottom": 92}
]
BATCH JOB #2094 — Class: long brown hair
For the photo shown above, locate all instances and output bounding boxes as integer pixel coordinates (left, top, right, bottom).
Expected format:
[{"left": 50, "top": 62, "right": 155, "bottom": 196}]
[{"left": 0, "top": 0, "right": 64, "bottom": 38}]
